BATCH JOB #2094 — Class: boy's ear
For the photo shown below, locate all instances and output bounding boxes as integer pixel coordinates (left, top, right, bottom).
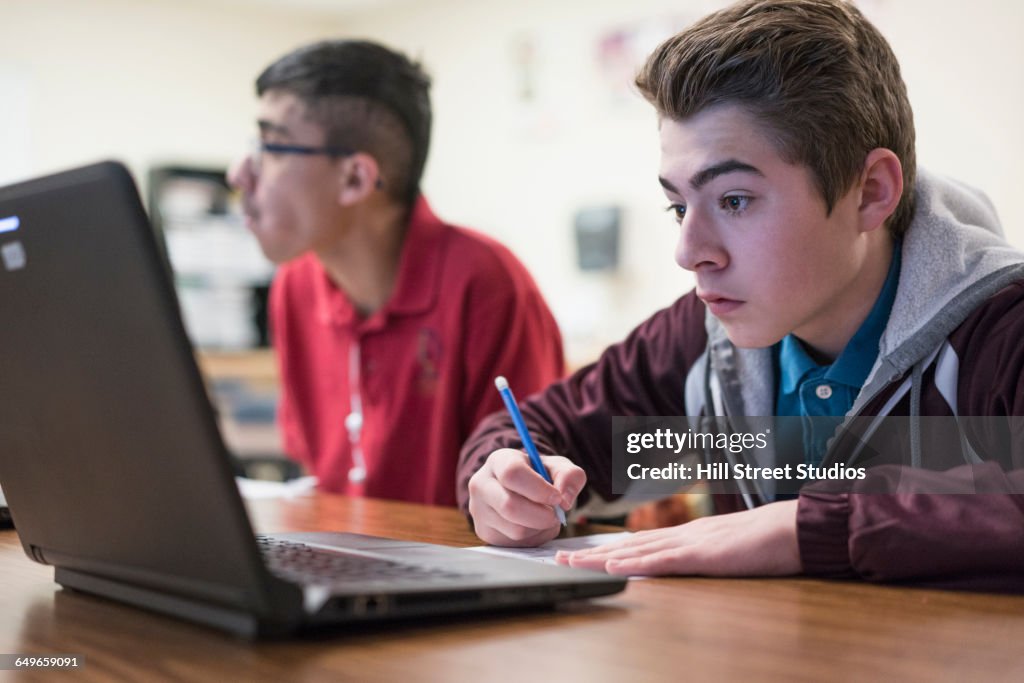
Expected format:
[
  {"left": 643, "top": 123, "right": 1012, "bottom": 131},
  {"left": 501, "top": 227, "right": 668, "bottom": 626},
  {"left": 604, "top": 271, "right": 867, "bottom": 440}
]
[
  {"left": 336, "top": 153, "right": 384, "bottom": 206},
  {"left": 857, "top": 148, "right": 903, "bottom": 234}
]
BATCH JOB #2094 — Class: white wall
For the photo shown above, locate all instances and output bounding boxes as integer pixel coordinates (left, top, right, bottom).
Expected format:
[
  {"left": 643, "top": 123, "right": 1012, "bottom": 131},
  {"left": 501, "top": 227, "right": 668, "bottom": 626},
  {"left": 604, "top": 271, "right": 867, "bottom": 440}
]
[
  {"left": 1, "top": 0, "right": 344, "bottom": 177},
  {"left": 5, "top": 0, "right": 1023, "bottom": 365}
]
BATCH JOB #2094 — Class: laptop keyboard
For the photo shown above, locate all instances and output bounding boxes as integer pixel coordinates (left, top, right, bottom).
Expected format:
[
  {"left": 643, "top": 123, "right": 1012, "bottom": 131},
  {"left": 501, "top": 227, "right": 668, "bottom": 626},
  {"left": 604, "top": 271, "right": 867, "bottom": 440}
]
[{"left": 256, "top": 536, "right": 476, "bottom": 586}]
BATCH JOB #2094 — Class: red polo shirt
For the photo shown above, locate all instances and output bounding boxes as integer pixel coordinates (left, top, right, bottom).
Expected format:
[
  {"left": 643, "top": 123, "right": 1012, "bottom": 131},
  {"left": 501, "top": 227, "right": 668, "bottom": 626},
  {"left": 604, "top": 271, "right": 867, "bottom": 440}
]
[{"left": 269, "top": 196, "right": 564, "bottom": 505}]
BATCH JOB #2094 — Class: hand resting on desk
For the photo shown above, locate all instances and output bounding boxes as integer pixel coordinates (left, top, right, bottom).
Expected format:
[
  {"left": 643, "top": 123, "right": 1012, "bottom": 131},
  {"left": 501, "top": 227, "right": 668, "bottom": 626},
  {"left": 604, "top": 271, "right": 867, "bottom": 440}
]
[
  {"left": 556, "top": 500, "right": 802, "bottom": 577},
  {"left": 468, "top": 448, "right": 802, "bottom": 577},
  {"left": 467, "top": 448, "right": 585, "bottom": 547}
]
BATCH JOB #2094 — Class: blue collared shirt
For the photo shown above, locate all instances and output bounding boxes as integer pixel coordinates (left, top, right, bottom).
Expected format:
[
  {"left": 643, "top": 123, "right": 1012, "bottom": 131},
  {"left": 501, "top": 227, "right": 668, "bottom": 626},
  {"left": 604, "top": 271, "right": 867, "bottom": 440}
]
[{"left": 774, "top": 244, "right": 901, "bottom": 466}]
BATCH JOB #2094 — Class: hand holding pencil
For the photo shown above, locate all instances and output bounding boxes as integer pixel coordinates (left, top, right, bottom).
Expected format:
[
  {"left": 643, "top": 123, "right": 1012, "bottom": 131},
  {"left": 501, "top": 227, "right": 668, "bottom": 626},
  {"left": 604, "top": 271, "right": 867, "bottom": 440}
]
[{"left": 463, "top": 378, "right": 587, "bottom": 548}]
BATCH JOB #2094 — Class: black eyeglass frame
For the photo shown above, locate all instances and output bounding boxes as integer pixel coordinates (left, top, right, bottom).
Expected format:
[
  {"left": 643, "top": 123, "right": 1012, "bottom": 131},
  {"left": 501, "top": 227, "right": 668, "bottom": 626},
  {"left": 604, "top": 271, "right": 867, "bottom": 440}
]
[
  {"left": 249, "top": 140, "right": 383, "bottom": 189},
  {"left": 256, "top": 141, "right": 355, "bottom": 158}
]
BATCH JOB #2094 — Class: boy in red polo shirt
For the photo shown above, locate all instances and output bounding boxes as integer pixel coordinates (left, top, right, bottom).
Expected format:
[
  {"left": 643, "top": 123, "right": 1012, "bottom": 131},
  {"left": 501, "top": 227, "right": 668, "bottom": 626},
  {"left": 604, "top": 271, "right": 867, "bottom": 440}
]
[{"left": 229, "top": 41, "right": 563, "bottom": 506}]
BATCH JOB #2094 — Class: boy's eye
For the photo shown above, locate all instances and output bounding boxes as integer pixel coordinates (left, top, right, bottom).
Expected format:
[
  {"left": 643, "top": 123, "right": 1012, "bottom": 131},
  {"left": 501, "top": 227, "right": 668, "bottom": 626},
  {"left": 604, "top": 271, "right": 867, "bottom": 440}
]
[
  {"left": 666, "top": 204, "right": 686, "bottom": 222},
  {"left": 721, "top": 195, "right": 751, "bottom": 212}
]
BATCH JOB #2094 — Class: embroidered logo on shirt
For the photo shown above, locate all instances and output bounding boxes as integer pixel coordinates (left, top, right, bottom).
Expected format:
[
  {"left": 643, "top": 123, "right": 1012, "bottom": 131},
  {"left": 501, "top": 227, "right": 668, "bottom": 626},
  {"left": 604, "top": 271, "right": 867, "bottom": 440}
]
[{"left": 416, "top": 328, "right": 441, "bottom": 395}]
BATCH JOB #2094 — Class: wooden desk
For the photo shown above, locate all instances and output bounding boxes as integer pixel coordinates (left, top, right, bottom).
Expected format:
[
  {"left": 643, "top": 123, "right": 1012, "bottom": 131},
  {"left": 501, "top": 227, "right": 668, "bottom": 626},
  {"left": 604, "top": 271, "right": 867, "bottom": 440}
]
[{"left": 2, "top": 495, "right": 1022, "bottom": 682}]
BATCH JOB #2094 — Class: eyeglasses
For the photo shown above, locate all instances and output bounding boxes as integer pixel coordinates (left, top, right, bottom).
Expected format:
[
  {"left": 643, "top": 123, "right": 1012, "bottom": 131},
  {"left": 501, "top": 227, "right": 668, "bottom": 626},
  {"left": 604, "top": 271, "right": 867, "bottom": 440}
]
[
  {"left": 249, "top": 139, "right": 354, "bottom": 175},
  {"left": 246, "top": 140, "right": 384, "bottom": 189}
]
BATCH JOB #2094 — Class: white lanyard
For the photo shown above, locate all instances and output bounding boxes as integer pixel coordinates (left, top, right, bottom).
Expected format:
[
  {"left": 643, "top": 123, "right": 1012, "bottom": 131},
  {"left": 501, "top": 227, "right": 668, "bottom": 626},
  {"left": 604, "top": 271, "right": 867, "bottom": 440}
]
[{"left": 345, "top": 340, "right": 367, "bottom": 483}]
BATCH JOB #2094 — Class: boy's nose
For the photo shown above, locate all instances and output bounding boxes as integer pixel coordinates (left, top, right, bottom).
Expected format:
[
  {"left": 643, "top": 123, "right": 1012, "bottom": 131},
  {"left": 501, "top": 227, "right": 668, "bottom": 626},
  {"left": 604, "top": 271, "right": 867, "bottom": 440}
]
[
  {"left": 675, "top": 211, "right": 727, "bottom": 272},
  {"left": 227, "top": 154, "right": 255, "bottom": 194}
]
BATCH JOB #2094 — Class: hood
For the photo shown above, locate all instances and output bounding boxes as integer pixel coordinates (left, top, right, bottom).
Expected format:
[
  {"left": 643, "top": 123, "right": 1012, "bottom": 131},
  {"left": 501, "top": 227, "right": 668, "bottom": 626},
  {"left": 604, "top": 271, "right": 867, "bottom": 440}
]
[{"left": 856, "top": 169, "right": 1024, "bottom": 412}]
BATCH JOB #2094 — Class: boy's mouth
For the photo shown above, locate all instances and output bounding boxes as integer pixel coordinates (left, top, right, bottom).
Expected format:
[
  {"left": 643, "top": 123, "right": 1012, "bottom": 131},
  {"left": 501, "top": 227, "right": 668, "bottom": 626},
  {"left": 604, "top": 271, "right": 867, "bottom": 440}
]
[{"left": 699, "top": 292, "right": 745, "bottom": 316}]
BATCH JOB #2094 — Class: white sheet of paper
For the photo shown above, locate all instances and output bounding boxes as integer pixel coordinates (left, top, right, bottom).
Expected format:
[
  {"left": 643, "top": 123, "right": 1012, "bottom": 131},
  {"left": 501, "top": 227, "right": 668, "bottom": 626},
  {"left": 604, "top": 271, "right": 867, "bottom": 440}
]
[
  {"left": 236, "top": 475, "right": 318, "bottom": 500},
  {"left": 466, "top": 531, "right": 634, "bottom": 565}
]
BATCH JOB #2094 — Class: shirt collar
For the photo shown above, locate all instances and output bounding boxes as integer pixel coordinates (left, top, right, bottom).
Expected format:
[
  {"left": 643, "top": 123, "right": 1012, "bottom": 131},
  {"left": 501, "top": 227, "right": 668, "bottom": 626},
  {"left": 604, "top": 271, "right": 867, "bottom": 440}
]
[
  {"left": 779, "top": 334, "right": 819, "bottom": 393},
  {"left": 314, "top": 195, "right": 445, "bottom": 330},
  {"left": 778, "top": 241, "right": 902, "bottom": 392}
]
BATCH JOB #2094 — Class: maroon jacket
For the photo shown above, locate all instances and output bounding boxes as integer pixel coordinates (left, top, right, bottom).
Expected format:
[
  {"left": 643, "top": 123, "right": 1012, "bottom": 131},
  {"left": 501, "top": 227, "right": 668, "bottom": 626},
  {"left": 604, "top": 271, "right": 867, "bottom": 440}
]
[{"left": 458, "top": 171, "right": 1024, "bottom": 591}]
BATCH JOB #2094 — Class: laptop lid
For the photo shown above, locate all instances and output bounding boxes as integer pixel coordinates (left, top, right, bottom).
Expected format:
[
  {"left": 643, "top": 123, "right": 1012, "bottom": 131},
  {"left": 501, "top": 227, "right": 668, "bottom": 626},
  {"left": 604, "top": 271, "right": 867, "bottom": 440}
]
[{"left": 0, "top": 162, "right": 293, "bottom": 619}]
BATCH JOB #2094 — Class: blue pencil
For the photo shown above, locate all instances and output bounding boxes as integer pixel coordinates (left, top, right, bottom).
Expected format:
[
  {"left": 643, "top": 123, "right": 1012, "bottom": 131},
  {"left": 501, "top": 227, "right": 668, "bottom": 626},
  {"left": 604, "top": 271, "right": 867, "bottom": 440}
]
[{"left": 494, "top": 376, "right": 568, "bottom": 527}]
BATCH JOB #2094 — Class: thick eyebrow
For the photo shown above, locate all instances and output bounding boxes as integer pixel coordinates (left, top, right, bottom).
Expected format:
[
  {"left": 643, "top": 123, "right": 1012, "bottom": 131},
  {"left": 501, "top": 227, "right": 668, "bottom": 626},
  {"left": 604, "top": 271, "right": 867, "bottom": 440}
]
[
  {"left": 257, "top": 119, "right": 291, "bottom": 137},
  {"left": 659, "top": 159, "right": 765, "bottom": 194}
]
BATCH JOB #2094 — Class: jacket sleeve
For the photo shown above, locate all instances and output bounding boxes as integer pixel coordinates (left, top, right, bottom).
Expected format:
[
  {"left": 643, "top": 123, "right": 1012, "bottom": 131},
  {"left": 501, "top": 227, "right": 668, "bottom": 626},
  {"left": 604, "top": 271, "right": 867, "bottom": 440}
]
[
  {"left": 456, "top": 291, "right": 709, "bottom": 514},
  {"left": 798, "top": 281, "right": 1024, "bottom": 591},
  {"left": 798, "top": 463, "right": 1024, "bottom": 591}
]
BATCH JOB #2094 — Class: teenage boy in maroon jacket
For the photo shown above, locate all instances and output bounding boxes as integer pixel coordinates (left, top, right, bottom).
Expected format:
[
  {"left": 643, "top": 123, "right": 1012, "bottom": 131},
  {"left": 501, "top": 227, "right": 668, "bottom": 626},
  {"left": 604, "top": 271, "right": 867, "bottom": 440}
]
[{"left": 458, "top": 0, "right": 1024, "bottom": 589}]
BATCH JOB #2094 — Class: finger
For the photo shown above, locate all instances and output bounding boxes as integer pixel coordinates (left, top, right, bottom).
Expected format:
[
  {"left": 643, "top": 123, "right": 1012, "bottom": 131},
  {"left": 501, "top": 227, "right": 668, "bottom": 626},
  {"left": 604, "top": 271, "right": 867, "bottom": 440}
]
[
  {"left": 477, "top": 474, "right": 566, "bottom": 530},
  {"left": 568, "top": 536, "right": 682, "bottom": 564},
  {"left": 557, "top": 527, "right": 703, "bottom": 570},
  {"left": 559, "top": 552, "right": 610, "bottom": 572},
  {"left": 488, "top": 450, "right": 563, "bottom": 507},
  {"left": 564, "top": 545, "right": 691, "bottom": 575},
  {"left": 564, "top": 527, "right": 682, "bottom": 557},
  {"left": 544, "top": 456, "right": 587, "bottom": 508},
  {"left": 557, "top": 540, "right": 675, "bottom": 573},
  {"left": 472, "top": 500, "right": 539, "bottom": 544},
  {"left": 468, "top": 476, "right": 530, "bottom": 545},
  {"left": 475, "top": 502, "right": 560, "bottom": 547},
  {"left": 605, "top": 546, "right": 695, "bottom": 576},
  {"left": 468, "top": 466, "right": 561, "bottom": 532}
]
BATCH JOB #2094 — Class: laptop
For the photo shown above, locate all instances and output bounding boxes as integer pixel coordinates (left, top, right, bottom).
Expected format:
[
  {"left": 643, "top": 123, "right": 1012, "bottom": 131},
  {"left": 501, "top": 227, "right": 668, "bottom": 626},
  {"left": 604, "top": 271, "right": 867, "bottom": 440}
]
[{"left": 0, "top": 161, "right": 625, "bottom": 637}]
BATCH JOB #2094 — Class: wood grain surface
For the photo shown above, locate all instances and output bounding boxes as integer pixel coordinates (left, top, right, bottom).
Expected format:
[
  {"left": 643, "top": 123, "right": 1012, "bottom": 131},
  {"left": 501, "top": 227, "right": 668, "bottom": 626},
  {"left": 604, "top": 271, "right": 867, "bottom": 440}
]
[{"left": 1, "top": 494, "right": 1022, "bottom": 682}]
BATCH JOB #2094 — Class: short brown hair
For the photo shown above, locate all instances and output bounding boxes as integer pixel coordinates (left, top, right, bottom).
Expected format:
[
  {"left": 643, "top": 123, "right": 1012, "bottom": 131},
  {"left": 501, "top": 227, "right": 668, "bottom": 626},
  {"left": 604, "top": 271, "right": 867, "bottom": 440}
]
[
  {"left": 257, "top": 40, "right": 432, "bottom": 208},
  {"left": 636, "top": 0, "right": 916, "bottom": 237}
]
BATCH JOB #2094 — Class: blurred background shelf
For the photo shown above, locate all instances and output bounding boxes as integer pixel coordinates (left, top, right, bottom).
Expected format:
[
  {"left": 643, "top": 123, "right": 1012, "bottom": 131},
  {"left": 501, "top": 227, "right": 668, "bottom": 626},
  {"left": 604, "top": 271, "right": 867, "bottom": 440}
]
[
  {"left": 150, "top": 165, "right": 274, "bottom": 351},
  {"left": 197, "top": 350, "right": 301, "bottom": 482}
]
